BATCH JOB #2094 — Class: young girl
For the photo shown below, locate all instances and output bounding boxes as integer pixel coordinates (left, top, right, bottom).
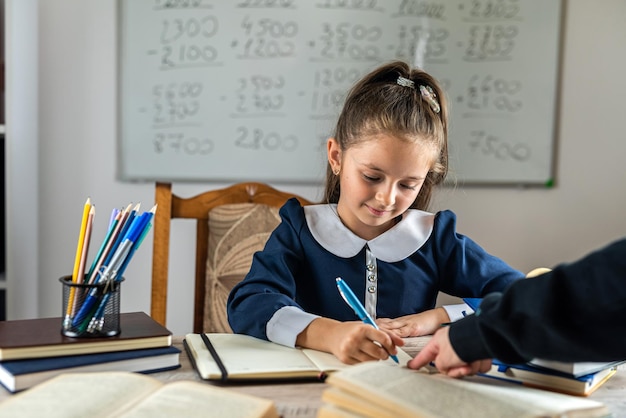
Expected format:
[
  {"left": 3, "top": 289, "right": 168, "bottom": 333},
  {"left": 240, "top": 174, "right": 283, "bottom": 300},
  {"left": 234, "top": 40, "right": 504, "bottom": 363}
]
[{"left": 227, "top": 61, "right": 524, "bottom": 364}]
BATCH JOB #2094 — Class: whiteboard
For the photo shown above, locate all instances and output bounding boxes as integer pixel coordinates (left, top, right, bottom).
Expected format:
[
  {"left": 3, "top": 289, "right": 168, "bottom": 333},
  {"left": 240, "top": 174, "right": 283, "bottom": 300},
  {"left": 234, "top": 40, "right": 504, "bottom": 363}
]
[{"left": 118, "top": 0, "right": 562, "bottom": 185}]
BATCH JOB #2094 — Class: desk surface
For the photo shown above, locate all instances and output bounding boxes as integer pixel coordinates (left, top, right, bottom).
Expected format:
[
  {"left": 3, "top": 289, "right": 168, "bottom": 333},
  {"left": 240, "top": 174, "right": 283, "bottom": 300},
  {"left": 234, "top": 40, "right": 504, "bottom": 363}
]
[
  {"left": 151, "top": 337, "right": 626, "bottom": 417},
  {"left": 1, "top": 336, "right": 625, "bottom": 418}
]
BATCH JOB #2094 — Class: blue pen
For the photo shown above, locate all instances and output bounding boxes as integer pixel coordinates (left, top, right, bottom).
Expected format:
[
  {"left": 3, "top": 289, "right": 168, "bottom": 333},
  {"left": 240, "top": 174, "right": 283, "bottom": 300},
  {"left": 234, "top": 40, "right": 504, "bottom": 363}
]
[
  {"left": 116, "top": 220, "right": 152, "bottom": 279},
  {"left": 87, "top": 213, "right": 155, "bottom": 333},
  {"left": 71, "top": 241, "right": 133, "bottom": 328},
  {"left": 98, "top": 203, "right": 140, "bottom": 276},
  {"left": 115, "top": 205, "right": 156, "bottom": 280},
  {"left": 335, "top": 277, "right": 399, "bottom": 364}
]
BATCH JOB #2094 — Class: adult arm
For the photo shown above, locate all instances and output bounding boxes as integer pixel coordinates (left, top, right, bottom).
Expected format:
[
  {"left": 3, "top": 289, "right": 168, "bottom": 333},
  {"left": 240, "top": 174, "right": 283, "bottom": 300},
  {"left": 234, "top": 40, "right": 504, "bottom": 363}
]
[
  {"left": 453, "top": 238, "right": 626, "bottom": 364},
  {"left": 409, "top": 238, "right": 626, "bottom": 374}
]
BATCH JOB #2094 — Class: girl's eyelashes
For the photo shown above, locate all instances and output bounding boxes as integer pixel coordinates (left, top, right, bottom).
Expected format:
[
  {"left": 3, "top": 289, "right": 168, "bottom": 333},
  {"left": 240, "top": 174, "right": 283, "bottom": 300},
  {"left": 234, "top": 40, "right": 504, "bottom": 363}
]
[
  {"left": 363, "top": 173, "right": 419, "bottom": 191},
  {"left": 363, "top": 174, "right": 380, "bottom": 182}
]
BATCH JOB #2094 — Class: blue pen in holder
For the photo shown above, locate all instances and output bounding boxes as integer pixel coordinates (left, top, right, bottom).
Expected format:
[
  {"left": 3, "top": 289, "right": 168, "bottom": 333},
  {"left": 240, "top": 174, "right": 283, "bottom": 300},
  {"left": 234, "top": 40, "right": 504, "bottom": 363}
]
[{"left": 60, "top": 275, "right": 124, "bottom": 338}]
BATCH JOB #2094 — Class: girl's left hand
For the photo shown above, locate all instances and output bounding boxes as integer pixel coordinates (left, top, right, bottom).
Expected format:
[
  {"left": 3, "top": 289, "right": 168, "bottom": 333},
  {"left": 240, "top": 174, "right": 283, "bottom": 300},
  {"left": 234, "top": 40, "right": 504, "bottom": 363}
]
[{"left": 377, "top": 307, "right": 450, "bottom": 337}]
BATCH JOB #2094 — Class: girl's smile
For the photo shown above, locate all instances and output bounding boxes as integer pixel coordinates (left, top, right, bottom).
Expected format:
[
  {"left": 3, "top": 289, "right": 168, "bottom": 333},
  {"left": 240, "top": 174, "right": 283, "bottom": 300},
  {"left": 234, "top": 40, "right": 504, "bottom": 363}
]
[{"left": 366, "top": 205, "right": 388, "bottom": 217}]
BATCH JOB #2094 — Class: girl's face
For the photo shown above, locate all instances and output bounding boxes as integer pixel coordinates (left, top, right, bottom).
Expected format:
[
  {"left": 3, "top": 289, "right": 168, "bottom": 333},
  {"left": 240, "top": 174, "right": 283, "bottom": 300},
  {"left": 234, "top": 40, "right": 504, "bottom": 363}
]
[{"left": 328, "top": 134, "right": 435, "bottom": 240}]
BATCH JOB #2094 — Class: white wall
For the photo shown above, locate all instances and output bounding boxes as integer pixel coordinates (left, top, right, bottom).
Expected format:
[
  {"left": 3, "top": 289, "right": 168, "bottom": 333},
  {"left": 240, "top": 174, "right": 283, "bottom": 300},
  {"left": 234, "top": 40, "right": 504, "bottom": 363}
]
[
  {"left": 5, "top": 0, "right": 39, "bottom": 320},
  {"left": 6, "top": 0, "right": 626, "bottom": 335},
  {"left": 435, "top": 0, "right": 626, "bottom": 267}
]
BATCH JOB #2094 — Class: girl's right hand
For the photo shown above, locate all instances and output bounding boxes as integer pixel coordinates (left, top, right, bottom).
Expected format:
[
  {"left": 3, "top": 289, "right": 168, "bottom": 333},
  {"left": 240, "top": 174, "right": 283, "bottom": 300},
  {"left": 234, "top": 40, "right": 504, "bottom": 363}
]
[{"left": 296, "top": 317, "right": 403, "bottom": 364}]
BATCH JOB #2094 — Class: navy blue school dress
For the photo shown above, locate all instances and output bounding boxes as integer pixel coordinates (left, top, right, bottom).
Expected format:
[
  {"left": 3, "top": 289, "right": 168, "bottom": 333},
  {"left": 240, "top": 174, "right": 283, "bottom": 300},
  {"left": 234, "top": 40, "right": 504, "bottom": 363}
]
[{"left": 227, "top": 198, "right": 524, "bottom": 347}]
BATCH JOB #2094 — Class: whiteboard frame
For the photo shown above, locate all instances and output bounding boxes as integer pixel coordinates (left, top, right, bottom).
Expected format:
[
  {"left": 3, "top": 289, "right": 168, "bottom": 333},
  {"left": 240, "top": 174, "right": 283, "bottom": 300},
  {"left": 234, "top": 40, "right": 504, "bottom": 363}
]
[{"left": 116, "top": 0, "right": 564, "bottom": 187}]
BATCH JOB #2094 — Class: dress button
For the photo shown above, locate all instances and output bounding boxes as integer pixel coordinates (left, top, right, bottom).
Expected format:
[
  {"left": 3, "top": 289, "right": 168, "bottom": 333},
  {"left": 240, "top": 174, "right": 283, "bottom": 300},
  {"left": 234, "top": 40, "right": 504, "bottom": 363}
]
[
  {"left": 366, "top": 264, "right": 375, "bottom": 271},
  {"left": 368, "top": 274, "right": 376, "bottom": 282},
  {"left": 368, "top": 286, "right": 376, "bottom": 293}
]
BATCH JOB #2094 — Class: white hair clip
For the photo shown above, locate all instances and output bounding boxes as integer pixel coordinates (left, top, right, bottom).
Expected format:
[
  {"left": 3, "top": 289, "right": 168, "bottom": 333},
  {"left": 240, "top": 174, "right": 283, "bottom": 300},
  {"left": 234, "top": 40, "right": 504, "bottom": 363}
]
[
  {"left": 419, "top": 85, "right": 441, "bottom": 114},
  {"left": 397, "top": 76, "right": 415, "bottom": 89}
]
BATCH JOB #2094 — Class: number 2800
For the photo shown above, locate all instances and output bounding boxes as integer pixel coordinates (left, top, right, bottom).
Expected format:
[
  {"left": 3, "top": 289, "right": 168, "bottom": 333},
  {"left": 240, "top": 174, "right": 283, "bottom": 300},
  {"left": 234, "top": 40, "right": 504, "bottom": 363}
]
[{"left": 235, "top": 127, "right": 298, "bottom": 152}]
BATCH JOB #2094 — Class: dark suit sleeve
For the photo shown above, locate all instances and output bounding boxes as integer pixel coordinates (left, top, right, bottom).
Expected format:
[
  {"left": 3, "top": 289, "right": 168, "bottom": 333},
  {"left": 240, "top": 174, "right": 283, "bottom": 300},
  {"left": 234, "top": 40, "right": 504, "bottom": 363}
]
[{"left": 449, "top": 238, "right": 626, "bottom": 364}]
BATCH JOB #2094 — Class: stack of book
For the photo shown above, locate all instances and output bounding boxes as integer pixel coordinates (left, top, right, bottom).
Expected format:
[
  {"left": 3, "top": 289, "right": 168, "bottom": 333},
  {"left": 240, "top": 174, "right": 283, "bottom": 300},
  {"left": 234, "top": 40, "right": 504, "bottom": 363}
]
[
  {"left": 0, "top": 311, "right": 180, "bottom": 392},
  {"left": 462, "top": 296, "right": 622, "bottom": 396},
  {"left": 481, "top": 357, "right": 623, "bottom": 396}
]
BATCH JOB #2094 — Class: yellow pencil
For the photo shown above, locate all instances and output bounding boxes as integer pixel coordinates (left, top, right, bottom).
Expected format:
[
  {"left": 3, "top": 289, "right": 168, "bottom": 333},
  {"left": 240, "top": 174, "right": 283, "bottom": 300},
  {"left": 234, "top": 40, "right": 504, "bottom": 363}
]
[
  {"left": 70, "top": 205, "right": 96, "bottom": 317},
  {"left": 76, "top": 205, "right": 95, "bottom": 285},
  {"left": 65, "top": 198, "right": 92, "bottom": 323}
]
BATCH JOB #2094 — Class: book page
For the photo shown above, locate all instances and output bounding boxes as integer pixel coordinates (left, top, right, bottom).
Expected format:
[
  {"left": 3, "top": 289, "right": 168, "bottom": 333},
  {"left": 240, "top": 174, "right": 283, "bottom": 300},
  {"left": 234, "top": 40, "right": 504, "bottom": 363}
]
[
  {"left": 317, "top": 403, "right": 365, "bottom": 418},
  {"left": 120, "top": 380, "right": 278, "bottom": 418},
  {"left": 326, "top": 362, "right": 608, "bottom": 418},
  {"left": 186, "top": 334, "right": 321, "bottom": 379},
  {"left": 0, "top": 372, "right": 163, "bottom": 418},
  {"left": 302, "top": 347, "right": 413, "bottom": 372},
  {"left": 300, "top": 349, "right": 349, "bottom": 372},
  {"left": 322, "top": 387, "right": 399, "bottom": 418}
]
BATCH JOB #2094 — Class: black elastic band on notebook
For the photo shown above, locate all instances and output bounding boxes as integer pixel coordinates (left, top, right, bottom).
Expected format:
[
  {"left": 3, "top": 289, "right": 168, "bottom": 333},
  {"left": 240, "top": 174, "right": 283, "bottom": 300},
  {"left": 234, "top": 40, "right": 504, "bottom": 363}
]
[{"left": 200, "top": 333, "right": 228, "bottom": 382}]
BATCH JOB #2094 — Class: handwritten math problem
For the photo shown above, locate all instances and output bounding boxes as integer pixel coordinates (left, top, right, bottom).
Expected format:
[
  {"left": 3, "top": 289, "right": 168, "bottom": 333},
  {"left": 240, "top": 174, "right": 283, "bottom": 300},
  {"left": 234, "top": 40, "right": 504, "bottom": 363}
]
[{"left": 119, "top": 0, "right": 561, "bottom": 184}]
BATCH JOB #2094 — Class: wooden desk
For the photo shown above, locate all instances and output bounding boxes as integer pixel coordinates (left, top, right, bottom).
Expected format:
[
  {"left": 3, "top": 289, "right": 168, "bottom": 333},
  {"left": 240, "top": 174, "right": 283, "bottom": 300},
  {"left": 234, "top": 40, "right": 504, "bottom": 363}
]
[
  {"left": 1, "top": 337, "right": 625, "bottom": 418},
  {"left": 155, "top": 337, "right": 626, "bottom": 418},
  {"left": 152, "top": 337, "right": 324, "bottom": 418}
]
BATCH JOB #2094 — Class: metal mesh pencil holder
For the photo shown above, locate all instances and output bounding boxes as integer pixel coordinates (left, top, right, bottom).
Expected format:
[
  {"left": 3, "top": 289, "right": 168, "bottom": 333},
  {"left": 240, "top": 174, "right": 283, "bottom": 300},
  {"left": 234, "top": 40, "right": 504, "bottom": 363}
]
[{"left": 60, "top": 275, "right": 123, "bottom": 337}]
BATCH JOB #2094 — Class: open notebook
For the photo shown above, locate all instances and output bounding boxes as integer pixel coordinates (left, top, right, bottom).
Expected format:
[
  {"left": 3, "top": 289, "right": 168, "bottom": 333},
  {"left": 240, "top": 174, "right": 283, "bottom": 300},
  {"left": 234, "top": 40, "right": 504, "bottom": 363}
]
[{"left": 184, "top": 333, "right": 412, "bottom": 382}]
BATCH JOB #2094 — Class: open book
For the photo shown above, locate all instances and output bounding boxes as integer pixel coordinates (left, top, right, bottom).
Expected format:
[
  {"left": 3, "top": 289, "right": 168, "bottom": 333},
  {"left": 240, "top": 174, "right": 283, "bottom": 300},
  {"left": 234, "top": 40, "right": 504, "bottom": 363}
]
[
  {"left": 0, "top": 371, "right": 278, "bottom": 418},
  {"left": 320, "top": 362, "right": 609, "bottom": 418},
  {"left": 184, "top": 333, "right": 412, "bottom": 382}
]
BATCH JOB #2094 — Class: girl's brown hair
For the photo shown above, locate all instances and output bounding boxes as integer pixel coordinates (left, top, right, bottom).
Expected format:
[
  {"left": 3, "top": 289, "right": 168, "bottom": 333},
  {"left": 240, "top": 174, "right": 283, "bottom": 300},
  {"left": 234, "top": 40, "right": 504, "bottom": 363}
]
[{"left": 322, "top": 61, "right": 448, "bottom": 210}]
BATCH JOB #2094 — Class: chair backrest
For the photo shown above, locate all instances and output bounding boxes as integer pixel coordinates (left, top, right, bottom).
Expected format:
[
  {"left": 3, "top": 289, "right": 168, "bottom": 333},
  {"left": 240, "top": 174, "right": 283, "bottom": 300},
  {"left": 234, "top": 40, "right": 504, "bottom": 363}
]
[{"left": 151, "top": 182, "right": 312, "bottom": 333}]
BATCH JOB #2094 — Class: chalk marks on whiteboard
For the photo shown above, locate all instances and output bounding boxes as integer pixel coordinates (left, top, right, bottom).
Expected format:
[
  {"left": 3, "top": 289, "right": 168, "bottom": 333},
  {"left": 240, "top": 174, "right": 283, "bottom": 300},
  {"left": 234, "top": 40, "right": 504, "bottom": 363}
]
[
  {"left": 119, "top": 0, "right": 562, "bottom": 184},
  {"left": 461, "top": 75, "right": 523, "bottom": 118}
]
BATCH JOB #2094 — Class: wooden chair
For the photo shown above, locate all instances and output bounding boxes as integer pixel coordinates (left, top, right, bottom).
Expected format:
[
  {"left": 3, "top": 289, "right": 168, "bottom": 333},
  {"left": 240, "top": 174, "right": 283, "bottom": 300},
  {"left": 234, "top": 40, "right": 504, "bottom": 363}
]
[{"left": 151, "top": 182, "right": 312, "bottom": 333}]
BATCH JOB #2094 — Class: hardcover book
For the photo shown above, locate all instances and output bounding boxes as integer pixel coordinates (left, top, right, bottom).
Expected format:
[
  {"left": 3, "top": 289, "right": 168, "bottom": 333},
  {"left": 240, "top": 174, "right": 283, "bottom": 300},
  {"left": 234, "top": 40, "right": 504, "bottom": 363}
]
[
  {"left": 528, "top": 358, "right": 625, "bottom": 377},
  {"left": 0, "top": 345, "right": 181, "bottom": 392},
  {"left": 481, "top": 359, "right": 618, "bottom": 396},
  {"left": 0, "top": 312, "right": 172, "bottom": 361}
]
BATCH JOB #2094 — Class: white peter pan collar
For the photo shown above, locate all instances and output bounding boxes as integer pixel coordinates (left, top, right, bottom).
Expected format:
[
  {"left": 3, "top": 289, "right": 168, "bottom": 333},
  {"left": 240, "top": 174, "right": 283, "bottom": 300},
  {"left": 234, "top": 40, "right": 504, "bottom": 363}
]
[{"left": 304, "top": 204, "right": 435, "bottom": 262}]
